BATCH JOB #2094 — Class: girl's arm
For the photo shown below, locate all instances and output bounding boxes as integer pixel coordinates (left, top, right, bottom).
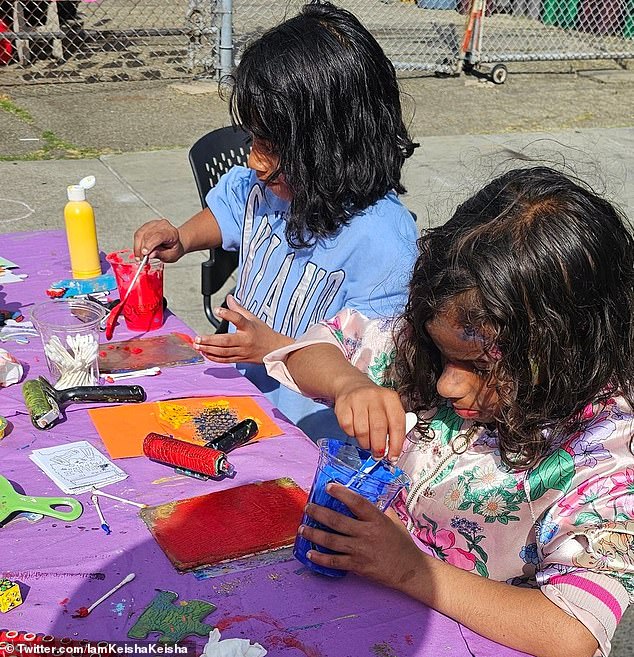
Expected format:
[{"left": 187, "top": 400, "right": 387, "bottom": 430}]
[
  {"left": 279, "top": 341, "right": 408, "bottom": 460},
  {"left": 133, "top": 208, "right": 223, "bottom": 262},
  {"left": 303, "top": 484, "right": 598, "bottom": 657}
]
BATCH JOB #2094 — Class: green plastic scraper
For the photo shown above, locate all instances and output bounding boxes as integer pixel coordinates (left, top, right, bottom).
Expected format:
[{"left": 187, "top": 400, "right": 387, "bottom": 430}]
[{"left": 0, "top": 475, "right": 83, "bottom": 524}]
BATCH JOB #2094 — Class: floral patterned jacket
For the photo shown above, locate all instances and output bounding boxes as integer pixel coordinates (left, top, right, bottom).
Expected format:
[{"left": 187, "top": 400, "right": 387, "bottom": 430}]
[{"left": 264, "top": 308, "right": 634, "bottom": 656}]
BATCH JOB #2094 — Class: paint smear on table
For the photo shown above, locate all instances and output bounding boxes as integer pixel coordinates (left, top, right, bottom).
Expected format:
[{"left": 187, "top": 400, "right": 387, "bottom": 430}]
[
  {"left": 89, "top": 396, "right": 282, "bottom": 459},
  {"left": 139, "top": 478, "right": 307, "bottom": 571}
]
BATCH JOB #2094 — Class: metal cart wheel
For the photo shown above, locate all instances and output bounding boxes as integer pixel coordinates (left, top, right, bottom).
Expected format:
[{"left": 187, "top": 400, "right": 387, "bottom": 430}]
[{"left": 490, "top": 63, "right": 508, "bottom": 85}]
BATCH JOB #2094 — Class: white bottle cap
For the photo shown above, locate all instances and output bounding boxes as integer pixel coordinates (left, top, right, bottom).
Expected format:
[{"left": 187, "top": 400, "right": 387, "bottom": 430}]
[
  {"left": 67, "top": 184, "right": 85, "bottom": 201},
  {"left": 67, "top": 176, "right": 96, "bottom": 202},
  {"left": 79, "top": 175, "right": 96, "bottom": 190}
]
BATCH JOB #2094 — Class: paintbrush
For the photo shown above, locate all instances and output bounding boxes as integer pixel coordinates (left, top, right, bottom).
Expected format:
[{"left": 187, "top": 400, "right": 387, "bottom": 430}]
[
  {"left": 22, "top": 376, "right": 146, "bottom": 430},
  {"left": 72, "top": 573, "right": 135, "bottom": 618},
  {"left": 105, "top": 254, "right": 149, "bottom": 340}
]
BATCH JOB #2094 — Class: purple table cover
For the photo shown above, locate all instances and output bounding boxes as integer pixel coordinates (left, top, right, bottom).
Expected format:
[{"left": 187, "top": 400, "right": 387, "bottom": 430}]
[{"left": 0, "top": 231, "right": 530, "bottom": 657}]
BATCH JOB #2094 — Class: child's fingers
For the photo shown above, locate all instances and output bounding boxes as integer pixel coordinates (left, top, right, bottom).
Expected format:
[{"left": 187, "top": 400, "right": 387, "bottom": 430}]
[
  {"left": 225, "top": 294, "right": 258, "bottom": 321},
  {"left": 198, "top": 346, "right": 243, "bottom": 360},
  {"left": 306, "top": 549, "right": 351, "bottom": 573},
  {"left": 194, "top": 334, "right": 239, "bottom": 349},
  {"left": 325, "top": 483, "right": 383, "bottom": 523},
  {"left": 367, "top": 406, "right": 389, "bottom": 459},
  {"left": 385, "top": 410, "right": 406, "bottom": 462},
  {"left": 214, "top": 306, "right": 248, "bottom": 330},
  {"left": 304, "top": 502, "right": 359, "bottom": 536},
  {"left": 347, "top": 405, "right": 373, "bottom": 450},
  {"left": 298, "top": 523, "right": 354, "bottom": 554}
]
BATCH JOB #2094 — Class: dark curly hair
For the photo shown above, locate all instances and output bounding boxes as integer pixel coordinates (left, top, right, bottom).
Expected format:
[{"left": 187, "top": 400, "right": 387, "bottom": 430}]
[
  {"left": 229, "top": 1, "right": 417, "bottom": 248},
  {"left": 392, "top": 166, "right": 634, "bottom": 469}
]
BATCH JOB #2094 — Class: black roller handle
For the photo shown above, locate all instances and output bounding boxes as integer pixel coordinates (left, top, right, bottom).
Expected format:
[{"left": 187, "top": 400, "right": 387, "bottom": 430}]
[
  {"left": 205, "top": 419, "right": 259, "bottom": 453},
  {"left": 56, "top": 385, "right": 147, "bottom": 405}
]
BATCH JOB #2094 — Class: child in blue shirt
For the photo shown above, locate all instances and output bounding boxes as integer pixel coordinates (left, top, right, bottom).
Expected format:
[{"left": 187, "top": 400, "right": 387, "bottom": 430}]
[{"left": 133, "top": 1, "right": 418, "bottom": 439}]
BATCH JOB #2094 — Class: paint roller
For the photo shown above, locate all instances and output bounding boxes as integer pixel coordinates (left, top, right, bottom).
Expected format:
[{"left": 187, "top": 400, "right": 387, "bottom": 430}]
[
  {"left": 143, "top": 432, "right": 234, "bottom": 480},
  {"left": 22, "top": 376, "right": 146, "bottom": 429}
]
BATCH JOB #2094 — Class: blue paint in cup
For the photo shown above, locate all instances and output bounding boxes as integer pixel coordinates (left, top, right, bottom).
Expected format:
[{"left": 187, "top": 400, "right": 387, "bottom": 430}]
[{"left": 294, "top": 438, "right": 411, "bottom": 577}]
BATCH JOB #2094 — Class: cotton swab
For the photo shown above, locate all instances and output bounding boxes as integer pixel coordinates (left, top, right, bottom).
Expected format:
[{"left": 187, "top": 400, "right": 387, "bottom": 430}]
[
  {"left": 72, "top": 573, "right": 136, "bottom": 618},
  {"left": 91, "top": 488, "right": 147, "bottom": 508},
  {"left": 91, "top": 494, "right": 111, "bottom": 535},
  {"left": 104, "top": 367, "right": 160, "bottom": 383}
]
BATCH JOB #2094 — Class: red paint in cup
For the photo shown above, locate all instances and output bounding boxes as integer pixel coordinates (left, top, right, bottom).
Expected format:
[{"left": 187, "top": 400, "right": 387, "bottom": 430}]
[{"left": 106, "top": 249, "right": 164, "bottom": 332}]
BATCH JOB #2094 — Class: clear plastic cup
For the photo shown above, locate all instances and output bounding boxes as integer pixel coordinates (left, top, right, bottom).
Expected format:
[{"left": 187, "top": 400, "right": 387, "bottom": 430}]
[
  {"left": 106, "top": 249, "right": 164, "bottom": 332},
  {"left": 294, "top": 438, "right": 411, "bottom": 577},
  {"left": 31, "top": 299, "right": 105, "bottom": 389}
]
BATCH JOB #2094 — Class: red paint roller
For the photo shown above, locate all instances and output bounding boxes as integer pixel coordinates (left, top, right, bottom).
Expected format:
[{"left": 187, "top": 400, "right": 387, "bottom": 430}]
[{"left": 143, "top": 432, "right": 234, "bottom": 479}]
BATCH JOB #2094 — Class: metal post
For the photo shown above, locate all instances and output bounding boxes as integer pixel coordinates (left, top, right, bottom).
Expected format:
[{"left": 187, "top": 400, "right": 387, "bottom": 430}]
[{"left": 219, "top": 0, "right": 233, "bottom": 79}]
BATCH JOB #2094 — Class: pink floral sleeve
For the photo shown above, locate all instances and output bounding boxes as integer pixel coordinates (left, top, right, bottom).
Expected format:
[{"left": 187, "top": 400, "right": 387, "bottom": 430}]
[
  {"left": 531, "top": 398, "right": 634, "bottom": 655},
  {"left": 263, "top": 308, "right": 398, "bottom": 396}
]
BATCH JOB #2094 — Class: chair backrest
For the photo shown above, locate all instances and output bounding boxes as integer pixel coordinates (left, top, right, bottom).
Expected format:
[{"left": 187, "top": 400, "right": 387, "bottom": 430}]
[
  {"left": 188, "top": 126, "right": 252, "bottom": 206},
  {"left": 188, "top": 126, "right": 252, "bottom": 326}
]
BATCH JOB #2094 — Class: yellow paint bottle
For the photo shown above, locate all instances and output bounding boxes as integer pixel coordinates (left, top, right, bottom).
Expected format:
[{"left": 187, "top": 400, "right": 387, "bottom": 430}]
[{"left": 64, "top": 175, "right": 101, "bottom": 279}]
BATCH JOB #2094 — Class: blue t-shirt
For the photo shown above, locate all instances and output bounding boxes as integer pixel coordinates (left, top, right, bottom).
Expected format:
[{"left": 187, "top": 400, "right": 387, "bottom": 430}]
[{"left": 206, "top": 166, "right": 417, "bottom": 440}]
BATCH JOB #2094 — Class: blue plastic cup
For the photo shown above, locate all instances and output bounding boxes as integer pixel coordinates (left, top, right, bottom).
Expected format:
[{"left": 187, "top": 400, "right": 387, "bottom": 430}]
[{"left": 294, "top": 438, "right": 411, "bottom": 577}]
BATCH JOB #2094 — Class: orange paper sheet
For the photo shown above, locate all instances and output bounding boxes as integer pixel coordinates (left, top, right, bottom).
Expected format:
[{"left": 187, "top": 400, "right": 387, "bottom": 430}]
[{"left": 89, "top": 396, "right": 283, "bottom": 459}]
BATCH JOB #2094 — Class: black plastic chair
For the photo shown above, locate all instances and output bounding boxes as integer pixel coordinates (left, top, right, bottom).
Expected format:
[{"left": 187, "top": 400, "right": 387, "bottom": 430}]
[{"left": 188, "top": 126, "right": 251, "bottom": 332}]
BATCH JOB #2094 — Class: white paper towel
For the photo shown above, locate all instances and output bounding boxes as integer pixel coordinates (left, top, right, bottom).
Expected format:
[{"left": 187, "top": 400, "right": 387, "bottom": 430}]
[{"left": 201, "top": 629, "right": 267, "bottom": 657}]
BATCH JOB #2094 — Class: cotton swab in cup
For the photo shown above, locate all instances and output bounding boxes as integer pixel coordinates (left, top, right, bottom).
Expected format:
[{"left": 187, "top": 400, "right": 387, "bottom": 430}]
[{"left": 72, "top": 573, "right": 135, "bottom": 618}]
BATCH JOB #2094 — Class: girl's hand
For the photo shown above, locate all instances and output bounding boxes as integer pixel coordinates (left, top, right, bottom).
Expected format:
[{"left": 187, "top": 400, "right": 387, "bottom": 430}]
[
  {"left": 194, "top": 295, "right": 294, "bottom": 363},
  {"left": 300, "top": 483, "right": 423, "bottom": 589},
  {"left": 133, "top": 218, "right": 185, "bottom": 263},
  {"left": 333, "top": 379, "right": 406, "bottom": 460}
]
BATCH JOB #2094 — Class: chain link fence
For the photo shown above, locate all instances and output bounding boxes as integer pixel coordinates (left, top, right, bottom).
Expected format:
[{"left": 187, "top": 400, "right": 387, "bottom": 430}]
[
  {"left": 474, "top": 0, "right": 634, "bottom": 70},
  {"left": 0, "top": 0, "right": 221, "bottom": 83},
  {"left": 0, "top": 0, "right": 632, "bottom": 85}
]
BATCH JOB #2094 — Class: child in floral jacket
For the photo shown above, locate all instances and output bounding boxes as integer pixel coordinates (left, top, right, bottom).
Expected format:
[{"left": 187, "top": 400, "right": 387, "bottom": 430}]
[{"left": 265, "top": 167, "right": 634, "bottom": 657}]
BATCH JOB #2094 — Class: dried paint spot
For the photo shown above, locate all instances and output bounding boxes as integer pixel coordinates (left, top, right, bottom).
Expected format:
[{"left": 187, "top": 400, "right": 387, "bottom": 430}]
[
  {"left": 152, "top": 501, "right": 178, "bottom": 520},
  {"left": 158, "top": 402, "right": 193, "bottom": 429},
  {"left": 151, "top": 475, "right": 186, "bottom": 485},
  {"left": 191, "top": 405, "right": 238, "bottom": 442},
  {"left": 268, "top": 635, "right": 323, "bottom": 657},
  {"left": 213, "top": 581, "right": 239, "bottom": 596},
  {"left": 111, "top": 600, "right": 127, "bottom": 617},
  {"left": 371, "top": 642, "right": 397, "bottom": 657}
]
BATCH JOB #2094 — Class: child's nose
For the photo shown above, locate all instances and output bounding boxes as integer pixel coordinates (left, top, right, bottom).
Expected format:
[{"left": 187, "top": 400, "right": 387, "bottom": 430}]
[{"left": 436, "top": 363, "right": 470, "bottom": 401}]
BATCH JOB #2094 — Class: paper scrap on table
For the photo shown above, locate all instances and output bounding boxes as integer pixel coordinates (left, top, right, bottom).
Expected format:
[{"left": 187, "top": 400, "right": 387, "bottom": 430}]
[
  {"left": 0, "top": 256, "right": 19, "bottom": 269},
  {"left": 30, "top": 441, "right": 127, "bottom": 494},
  {"left": 0, "top": 270, "right": 27, "bottom": 284},
  {"left": 0, "top": 348, "right": 23, "bottom": 387},
  {"left": 202, "top": 629, "right": 267, "bottom": 657}
]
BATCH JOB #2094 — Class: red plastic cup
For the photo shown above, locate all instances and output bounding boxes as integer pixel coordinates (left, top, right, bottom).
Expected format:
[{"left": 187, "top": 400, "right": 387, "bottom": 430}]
[{"left": 106, "top": 249, "right": 164, "bottom": 332}]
